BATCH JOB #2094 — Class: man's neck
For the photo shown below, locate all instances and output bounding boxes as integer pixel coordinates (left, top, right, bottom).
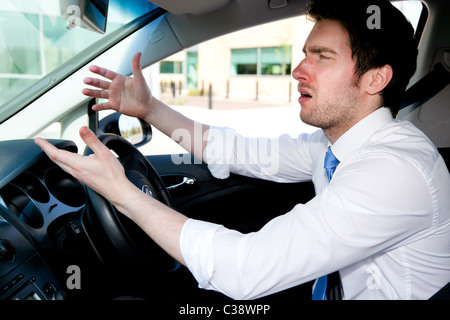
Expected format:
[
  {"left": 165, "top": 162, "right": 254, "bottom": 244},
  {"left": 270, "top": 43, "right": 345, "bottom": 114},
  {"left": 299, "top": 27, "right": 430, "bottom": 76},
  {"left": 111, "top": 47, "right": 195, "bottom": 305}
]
[{"left": 324, "top": 106, "right": 381, "bottom": 144}]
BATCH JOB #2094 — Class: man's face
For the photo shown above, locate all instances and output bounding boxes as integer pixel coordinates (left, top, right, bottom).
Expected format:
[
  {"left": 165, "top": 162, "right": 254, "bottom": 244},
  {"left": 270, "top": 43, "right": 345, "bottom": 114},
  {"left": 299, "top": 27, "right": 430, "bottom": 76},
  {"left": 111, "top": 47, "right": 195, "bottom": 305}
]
[{"left": 292, "top": 19, "right": 364, "bottom": 134}]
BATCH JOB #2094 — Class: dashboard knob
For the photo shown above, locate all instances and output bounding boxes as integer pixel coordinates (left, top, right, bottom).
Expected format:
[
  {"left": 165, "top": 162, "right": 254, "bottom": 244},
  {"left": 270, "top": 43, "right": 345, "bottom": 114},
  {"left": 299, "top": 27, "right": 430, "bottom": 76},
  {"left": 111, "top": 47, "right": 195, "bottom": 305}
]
[{"left": 0, "top": 239, "right": 16, "bottom": 262}]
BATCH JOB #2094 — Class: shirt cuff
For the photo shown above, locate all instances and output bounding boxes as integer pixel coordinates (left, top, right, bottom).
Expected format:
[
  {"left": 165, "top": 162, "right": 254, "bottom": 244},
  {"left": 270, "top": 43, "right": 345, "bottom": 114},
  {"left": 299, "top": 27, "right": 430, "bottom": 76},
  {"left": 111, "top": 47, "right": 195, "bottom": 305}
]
[
  {"left": 179, "top": 218, "right": 222, "bottom": 289},
  {"left": 205, "top": 126, "right": 236, "bottom": 179}
]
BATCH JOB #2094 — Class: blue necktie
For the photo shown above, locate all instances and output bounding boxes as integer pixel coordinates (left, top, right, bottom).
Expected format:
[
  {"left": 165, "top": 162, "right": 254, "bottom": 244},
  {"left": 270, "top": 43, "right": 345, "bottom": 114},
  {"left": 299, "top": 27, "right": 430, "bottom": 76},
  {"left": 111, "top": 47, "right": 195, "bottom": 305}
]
[
  {"left": 312, "top": 147, "right": 340, "bottom": 300},
  {"left": 324, "top": 147, "right": 340, "bottom": 182}
]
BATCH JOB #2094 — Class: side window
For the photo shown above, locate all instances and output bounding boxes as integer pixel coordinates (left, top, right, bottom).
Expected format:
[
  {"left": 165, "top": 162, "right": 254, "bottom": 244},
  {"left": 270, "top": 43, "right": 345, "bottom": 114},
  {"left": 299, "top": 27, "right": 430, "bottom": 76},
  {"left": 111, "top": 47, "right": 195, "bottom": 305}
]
[
  {"left": 143, "top": 15, "right": 312, "bottom": 156},
  {"left": 141, "top": 2, "right": 427, "bottom": 156},
  {"left": 393, "top": 1, "right": 427, "bottom": 36}
]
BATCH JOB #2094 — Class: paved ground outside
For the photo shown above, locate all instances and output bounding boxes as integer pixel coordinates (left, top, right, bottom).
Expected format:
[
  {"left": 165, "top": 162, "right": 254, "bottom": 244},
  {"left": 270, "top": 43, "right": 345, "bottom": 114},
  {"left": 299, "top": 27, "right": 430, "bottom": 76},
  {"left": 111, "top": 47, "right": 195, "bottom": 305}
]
[
  {"left": 159, "top": 92, "right": 298, "bottom": 111},
  {"left": 139, "top": 92, "right": 317, "bottom": 155}
]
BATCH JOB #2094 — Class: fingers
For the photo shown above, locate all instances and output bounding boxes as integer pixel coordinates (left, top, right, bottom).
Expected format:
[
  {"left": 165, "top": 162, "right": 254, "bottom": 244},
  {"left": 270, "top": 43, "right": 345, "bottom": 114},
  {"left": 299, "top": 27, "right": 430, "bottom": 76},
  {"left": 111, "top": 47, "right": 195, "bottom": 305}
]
[
  {"left": 35, "top": 127, "right": 106, "bottom": 161},
  {"left": 90, "top": 101, "right": 112, "bottom": 112},
  {"left": 88, "top": 64, "right": 118, "bottom": 81},
  {"left": 83, "top": 76, "right": 110, "bottom": 90},
  {"left": 34, "top": 137, "right": 82, "bottom": 177},
  {"left": 35, "top": 127, "right": 113, "bottom": 178},
  {"left": 78, "top": 126, "right": 109, "bottom": 156},
  {"left": 82, "top": 65, "right": 117, "bottom": 97},
  {"left": 82, "top": 79, "right": 114, "bottom": 112},
  {"left": 35, "top": 129, "right": 131, "bottom": 202},
  {"left": 82, "top": 73, "right": 112, "bottom": 99},
  {"left": 34, "top": 137, "right": 61, "bottom": 161},
  {"left": 82, "top": 71, "right": 111, "bottom": 101},
  {"left": 81, "top": 87, "right": 109, "bottom": 100},
  {"left": 85, "top": 52, "right": 141, "bottom": 84},
  {"left": 131, "top": 52, "right": 145, "bottom": 82}
]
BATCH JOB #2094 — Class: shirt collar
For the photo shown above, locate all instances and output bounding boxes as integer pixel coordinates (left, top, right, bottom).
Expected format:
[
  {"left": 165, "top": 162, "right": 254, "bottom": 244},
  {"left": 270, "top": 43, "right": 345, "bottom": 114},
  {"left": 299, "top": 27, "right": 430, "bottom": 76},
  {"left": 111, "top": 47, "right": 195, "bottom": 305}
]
[{"left": 330, "top": 107, "right": 394, "bottom": 162}]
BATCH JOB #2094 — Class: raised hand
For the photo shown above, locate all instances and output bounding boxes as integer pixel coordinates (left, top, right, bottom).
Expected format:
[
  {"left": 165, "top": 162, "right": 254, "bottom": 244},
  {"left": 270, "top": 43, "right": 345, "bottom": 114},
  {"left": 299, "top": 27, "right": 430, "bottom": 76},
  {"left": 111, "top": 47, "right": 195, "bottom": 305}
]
[
  {"left": 83, "top": 51, "right": 209, "bottom": 162},
  {"left": 82, "top": 52, "right": 152, "bottom": 120}
]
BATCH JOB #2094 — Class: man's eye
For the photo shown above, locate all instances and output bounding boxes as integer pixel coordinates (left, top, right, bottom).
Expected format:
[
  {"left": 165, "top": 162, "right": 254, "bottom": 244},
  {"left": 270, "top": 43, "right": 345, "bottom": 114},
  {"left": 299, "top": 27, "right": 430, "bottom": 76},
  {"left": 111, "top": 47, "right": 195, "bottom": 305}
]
[{"left": 320, "top": 55, "right": 330, "bottom": 60}]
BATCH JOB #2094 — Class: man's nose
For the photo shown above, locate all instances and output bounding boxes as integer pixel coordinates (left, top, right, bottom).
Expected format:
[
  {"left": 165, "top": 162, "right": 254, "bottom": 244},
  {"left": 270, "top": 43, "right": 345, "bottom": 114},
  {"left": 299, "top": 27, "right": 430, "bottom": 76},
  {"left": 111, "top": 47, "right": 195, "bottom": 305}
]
[{"left": 292, "top": 59, "right": 311, "bottom": 82}]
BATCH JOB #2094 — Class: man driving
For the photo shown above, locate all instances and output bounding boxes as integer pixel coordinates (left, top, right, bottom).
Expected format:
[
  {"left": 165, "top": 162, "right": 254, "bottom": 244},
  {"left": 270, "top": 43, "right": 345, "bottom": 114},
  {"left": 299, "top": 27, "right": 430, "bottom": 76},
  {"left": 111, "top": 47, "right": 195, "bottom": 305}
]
[{"left": 35, "top": 0, "right": 450, "bottom": 300}]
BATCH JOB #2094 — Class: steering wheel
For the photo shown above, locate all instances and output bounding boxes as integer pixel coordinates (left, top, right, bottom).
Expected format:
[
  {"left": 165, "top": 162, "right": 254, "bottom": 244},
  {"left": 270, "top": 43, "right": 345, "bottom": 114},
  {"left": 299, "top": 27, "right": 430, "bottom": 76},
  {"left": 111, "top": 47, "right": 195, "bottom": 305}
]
[{"left": 83, "top": 133, "right": 176, "bottom": 269}]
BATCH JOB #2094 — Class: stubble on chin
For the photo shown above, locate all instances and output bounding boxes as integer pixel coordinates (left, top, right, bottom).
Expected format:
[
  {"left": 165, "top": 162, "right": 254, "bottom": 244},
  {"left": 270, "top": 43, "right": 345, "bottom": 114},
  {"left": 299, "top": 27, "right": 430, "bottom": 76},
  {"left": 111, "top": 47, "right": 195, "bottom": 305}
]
[{"left": 299, "top": 92, "right": 361, "bottom": 141}]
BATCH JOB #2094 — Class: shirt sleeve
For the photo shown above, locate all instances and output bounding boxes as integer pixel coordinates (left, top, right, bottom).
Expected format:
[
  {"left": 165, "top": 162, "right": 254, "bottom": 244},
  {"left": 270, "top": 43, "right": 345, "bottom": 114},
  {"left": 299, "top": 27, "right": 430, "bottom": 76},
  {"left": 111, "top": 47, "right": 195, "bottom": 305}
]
[
  {"left": 205, "top": 126, "right": 318, "bottom": 182},
  {"left": 179, "top": 219, "right": 222, "bottom": 289}
]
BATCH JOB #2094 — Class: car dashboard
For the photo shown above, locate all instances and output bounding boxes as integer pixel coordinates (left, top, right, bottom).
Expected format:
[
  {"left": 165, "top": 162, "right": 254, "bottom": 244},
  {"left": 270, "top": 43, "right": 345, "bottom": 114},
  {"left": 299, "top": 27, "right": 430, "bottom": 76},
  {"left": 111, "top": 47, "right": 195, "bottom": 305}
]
[
  {"left": 0, "top": 139, "right": 83, "bottom": 300},
  {"left": 0, "top": 137, "right": 318, "bottom": 302}
]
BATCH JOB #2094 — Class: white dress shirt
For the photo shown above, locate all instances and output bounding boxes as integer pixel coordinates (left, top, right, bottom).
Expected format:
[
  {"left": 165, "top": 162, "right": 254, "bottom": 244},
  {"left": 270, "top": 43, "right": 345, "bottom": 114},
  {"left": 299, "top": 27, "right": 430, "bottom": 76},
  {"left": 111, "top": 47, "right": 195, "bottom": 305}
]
[{"left": 179, "top": 107, "right": 450, "bottom": 300}]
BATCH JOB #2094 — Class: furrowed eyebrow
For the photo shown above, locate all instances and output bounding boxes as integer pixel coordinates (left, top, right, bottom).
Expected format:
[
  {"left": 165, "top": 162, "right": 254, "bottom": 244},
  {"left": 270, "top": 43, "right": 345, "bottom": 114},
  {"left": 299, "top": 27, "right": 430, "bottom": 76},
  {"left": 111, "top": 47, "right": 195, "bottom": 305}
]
[{"left": 302, "top": 46, "right": 338, "bottom": 56}]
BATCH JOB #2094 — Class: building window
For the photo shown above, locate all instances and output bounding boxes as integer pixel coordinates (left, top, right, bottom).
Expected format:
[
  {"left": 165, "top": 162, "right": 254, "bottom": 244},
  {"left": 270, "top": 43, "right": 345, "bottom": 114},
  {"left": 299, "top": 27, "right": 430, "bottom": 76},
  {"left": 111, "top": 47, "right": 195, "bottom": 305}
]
[
  {"left": 230, "top": 46, "right": 291, "bottom": 76},
  {"left": 160, "top": 61, "right": 183, "bottom": 74},
  {"left": 230, "top": 48, "right": 257, "bottom": 75},
  {"left": 186, "top": 50, "right": 198, "bottom": 88},
  {"left": 260, "top": 46, "right": 291, "bottom": 75}
]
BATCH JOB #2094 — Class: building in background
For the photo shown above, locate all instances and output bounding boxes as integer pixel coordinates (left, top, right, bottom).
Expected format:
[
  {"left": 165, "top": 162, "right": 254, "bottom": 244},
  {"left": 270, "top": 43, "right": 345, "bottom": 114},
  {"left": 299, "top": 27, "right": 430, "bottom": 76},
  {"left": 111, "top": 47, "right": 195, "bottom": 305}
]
[{"left": 158, "top": 15, "right": 314, "bottom": 103}]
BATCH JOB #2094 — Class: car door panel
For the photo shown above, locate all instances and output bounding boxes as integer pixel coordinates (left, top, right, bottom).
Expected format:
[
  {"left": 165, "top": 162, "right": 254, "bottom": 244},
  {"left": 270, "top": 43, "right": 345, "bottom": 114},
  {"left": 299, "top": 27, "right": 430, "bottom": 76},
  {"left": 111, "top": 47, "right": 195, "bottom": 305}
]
[{"left": 148, "top": 154, "right": 316, "bottom": 233}]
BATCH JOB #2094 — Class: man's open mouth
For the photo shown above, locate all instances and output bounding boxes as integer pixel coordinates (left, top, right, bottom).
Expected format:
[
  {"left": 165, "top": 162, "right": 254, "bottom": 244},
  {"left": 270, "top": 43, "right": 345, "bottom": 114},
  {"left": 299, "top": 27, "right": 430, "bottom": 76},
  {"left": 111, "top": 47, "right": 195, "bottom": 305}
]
[{"left": 301, "top": 92, "right": 312, "bottom": 98}]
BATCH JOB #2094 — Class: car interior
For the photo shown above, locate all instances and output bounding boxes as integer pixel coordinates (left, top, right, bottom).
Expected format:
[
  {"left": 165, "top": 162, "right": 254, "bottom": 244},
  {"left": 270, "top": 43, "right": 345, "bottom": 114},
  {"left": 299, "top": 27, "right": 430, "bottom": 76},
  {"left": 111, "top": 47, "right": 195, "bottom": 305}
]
[{"left": 0, "top": 0, "right": 449, "bottom": 302}]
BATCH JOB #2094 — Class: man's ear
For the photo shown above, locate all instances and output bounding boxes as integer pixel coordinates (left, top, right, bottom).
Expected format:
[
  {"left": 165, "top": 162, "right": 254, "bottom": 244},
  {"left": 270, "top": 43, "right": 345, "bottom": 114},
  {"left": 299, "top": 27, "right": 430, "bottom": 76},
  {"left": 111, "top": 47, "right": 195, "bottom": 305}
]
[{"left": 365, "top": 65, "right": 393, "bottom": 95}]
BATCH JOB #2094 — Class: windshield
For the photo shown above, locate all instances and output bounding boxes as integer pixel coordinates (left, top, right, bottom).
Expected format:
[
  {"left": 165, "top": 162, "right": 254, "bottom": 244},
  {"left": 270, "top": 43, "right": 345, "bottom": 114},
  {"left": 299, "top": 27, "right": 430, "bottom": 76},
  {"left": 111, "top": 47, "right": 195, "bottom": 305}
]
[{"left": 0, "top": 0, "right": 157, "bottom": 123}]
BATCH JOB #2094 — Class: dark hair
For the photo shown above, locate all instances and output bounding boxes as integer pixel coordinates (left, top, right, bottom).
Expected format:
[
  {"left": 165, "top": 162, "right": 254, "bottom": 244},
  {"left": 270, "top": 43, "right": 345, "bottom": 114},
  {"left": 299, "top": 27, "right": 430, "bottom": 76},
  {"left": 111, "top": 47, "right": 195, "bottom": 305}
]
[{"left": 307, "top": 0, "right": 418, "bottom": 116}]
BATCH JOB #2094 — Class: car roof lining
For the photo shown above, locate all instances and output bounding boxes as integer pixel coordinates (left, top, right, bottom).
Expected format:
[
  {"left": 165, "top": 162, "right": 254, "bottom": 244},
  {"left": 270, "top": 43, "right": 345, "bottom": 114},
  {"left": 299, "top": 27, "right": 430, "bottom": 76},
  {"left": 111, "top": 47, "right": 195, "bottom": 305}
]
[
  {"left": 162, "top": 0, "right": 308, "bottom": 50},
  {"left": 149, "top": 0, "right": 232, "bottom": 15}
]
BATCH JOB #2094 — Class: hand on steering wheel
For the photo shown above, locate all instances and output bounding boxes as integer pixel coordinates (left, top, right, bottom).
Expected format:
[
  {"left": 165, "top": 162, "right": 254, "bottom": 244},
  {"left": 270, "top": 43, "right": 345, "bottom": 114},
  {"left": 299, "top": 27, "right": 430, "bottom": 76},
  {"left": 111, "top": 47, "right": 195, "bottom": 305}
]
[{"left": 35, "top": 126, "right": 177, "bottom": 267}]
